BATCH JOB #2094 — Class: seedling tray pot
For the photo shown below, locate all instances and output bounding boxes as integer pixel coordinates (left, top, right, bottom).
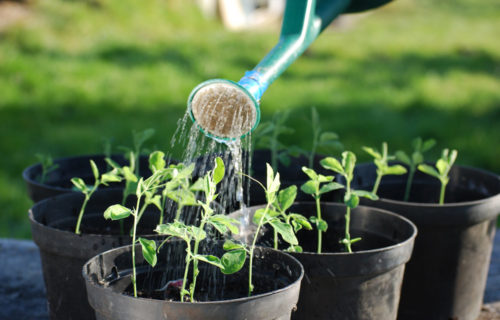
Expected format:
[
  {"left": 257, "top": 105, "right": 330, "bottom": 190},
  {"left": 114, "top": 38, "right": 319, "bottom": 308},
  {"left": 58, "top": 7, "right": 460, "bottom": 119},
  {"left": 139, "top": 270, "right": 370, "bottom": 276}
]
[
  {"left": 23, "top": 154, "right": 168, "bottom": 203},
  {"left": 29, "top": 189, "right": 162, "bottom": 320},
  {"left": 83, "top": 241, "right": 304, "bottom": 320},
  {"left": 352, "top": 163, "right": 500, "bottom": 320},
  {"left": 231, "top": 202, "right": 417, "bottom": 320}
]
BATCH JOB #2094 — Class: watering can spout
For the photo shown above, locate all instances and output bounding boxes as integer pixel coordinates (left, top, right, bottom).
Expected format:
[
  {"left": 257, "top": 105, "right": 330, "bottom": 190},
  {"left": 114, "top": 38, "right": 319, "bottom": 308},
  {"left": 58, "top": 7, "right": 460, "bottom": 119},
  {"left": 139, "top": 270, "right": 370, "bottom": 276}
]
[{"left": 188, "top": 0, "right": 391, "bottom": 140}]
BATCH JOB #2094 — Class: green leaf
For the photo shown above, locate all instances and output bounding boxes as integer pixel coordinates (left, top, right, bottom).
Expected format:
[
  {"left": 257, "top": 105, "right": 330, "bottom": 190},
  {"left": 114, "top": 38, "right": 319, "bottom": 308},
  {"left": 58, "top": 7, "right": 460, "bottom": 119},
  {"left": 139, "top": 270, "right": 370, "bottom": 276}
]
[
  {"left": 71, "top": 177, "right": 88, "bottom": 193},
  {"left": 300, "top": 180, "right": 316, "bottom": 195},
  {"left": 412, "top": 152, "right": 424, "bottom": 166},
  {"left": 278, "top": 185, "right": 297, "bottom": 211},
  {"left": 90, "top": 160, "right": 99, "bottom": 180},
  {"left": 342, "top": 151, "right": 356, "bottom": 177},
  {"left": 223, "top": 240, "right": 246, "bottom": 251},
  {"left": 266, "top": 163, "right": 274, "bottom": 191},
  {"left": 213, "top": 157, "right": 225, "bottom": 185},
  {"left": 319, "top": 132, "right": 338, "bottom": 143},
  {"left": 362, "top": 146, "right": 381, "bottom": 159},
  {"left": 422, "top": 139, "right": 436, "bottom": 152},
  {"left": 436, "top": 159, "right": 448, "bottom": 176},
  {"left": 105, "top": 158, "right": 121, "bottom": 170},
  {"left": 269, "top": 171, "right": 280, "bottom": 194},
  {"left": 395, "top": 151, "right": 411, "bottom": 165},
  {"left": 149, "top": 195, "right": 162, "bottom": 211},
  {"left": 320, "top": 157, "right": 343, "bottom": 174},
  {"left": 289, "top": 213, "right": 312, "bottom": 230},
  {"left": 301, "top": 167, "right": 318, "bottom": 180},
  {"left": 134, "top": 128, "right": 155, "bottom": 148},
  {"left": 317, "top": 174, "right": 334, "bottom": 183},
  {"left": 319, "top": 182, "right": 344, "bottom": 195},
  {"left": 103, "top": 204, "right": 132, "bottom": 220},
  {"left": 385, "top": 165, "right": 407, "bottom": 175},
  {"left": 345, "top": 194, "right": 360, "bottom": 209},
  {"left": 138, "top": 238, "right": 157, "bottom": 267},
  {"left": 269, "top": 220, "right": 298, "bottom": 245},
  {"left": 190, "top": 177, "right": 205, "bottom": 192},
  {"left": 122, "top": 166, "right": 138, "bottom": 182},
  {"left": 252, "top": 208, "right": 278, "bottom": 225},
  {"left": 418, "top": 164, "right": 440, "bottom": 179},
  {"left": 194, "top": 254, "right": 223, "bottom": 269},
  {"left": 278, "top": 152, "right": 291, "bottom": 167},
  {"left": 149, "top": 151, "right": 166, "bottom": 172},
  {"left": 209, "top": 215, "right": 240, "bottom": 235},
  {"left": 191, "top": 226, "right": 207, "bottom": 242},
  {"left": 317, "top": 219, "right": 328, "bottom": 232},
  {"left": 155, "top": 222, "right": 188, "bottom": 240},
  {"left": 101, "top": 172, "right": 122, "bottom": 184},
  {"left": 352, "top": 190, "right": 379, "bottom": 200},
  {"left": 287, "top": 245, "right": 303, "bottom": 253},
  {"left": 221, "top": 249, "right": 246, "bottom": 274}
]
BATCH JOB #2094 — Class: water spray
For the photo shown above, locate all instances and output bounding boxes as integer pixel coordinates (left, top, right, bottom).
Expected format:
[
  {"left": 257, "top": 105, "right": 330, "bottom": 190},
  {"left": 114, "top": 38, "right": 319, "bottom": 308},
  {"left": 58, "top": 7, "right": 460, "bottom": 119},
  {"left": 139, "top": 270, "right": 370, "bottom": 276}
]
[{"left": 188, "top": 0, "right": 393, "bottom": 141}]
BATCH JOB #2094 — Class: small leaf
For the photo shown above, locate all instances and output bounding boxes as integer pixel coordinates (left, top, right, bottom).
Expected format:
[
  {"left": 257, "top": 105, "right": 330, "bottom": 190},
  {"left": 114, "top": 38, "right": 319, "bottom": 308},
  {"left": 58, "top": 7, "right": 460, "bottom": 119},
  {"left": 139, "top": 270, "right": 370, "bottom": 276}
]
[
  {"left": 139, "top": 238, "right": 157, "bottom": 267},
  {"left": 253, "top": 208, "right": 277, "bottom": 225},
  {"left": 122, "top": 166, "right": 138, "bottom": 182},
  {"left": 385, "top": 165, "right": 407, "bottom": 175},
  {"left": 155, "top": 222, "right": 188, "bottom": 240},
  {"left": 278, "top": 185, "right": 297, "bottom": 211},
  {"left": 352, "top": 190, "right": 379, "bottom": 200},
  {"left": 350, "top": 237, "right": 362, "bottom": 244},
  {"left": 266, "top": 163, "right": 274, "bottom": 191},
  {"left": 71, "top": 177, "right": 88, "bottom": 193},
  {"left": 319, "top": 132, "right": 338, "bottom": 143},
  {"left": 319, "top": 182, "right": 344, "bottom": 195},
  {"left": 301, "top": 167, "right": 318, "bottom": 180},
  {"left": 269, "top": 220, "right": 298, "bottom": 245},
  {"left": 190, "top": 178, "right": 205, "bottom": 192},
  {"left": 213, "top": 157, "right": 225, "bottom": 185},
  {"left": 191, "top": 226, "right": 207, "bottom": 242},
  {"left": 317, "top": 219, "right": 328, "bottom": 232},
  {"left": 395, "top": 151, "right": 411, "bottom": 165},
  {"left": 209, "top": 215, "right": 240, "bottom": 235},
  {"left": 412, "top": 152, "right": 424, "bottom": 166},
  {"left": 345, "top": 194, "right": 360, "bottom": 209},
  {"left": 221, "top": 249, "right": 246, "bottom": 274},
  {"left": 418, "top": 164, "right": 440, "bottom": 179},
  {"left": 422, "top": 139, "right": 436, "bottom": 152},
  {"left": 101, "top": 172, "right": 122, "bottom": 184},
  {"left": 342, "top": 151, "right": 356, "bottom": 177},
  {"left": 362, "top": 147, "right": 381, "bottom": 159},
  {"left": 300, "top": 181, "right": 317, "bottom": 195},
  {"left": 436, "top": 159, "right": 448, "bottom": 176},
  {"left": 103, "top": 204, "right": 132, "bottom": 220},
  {"left": 317, "top": 174, "right": 334, "bottom": 183},
  {"left": 289, "top": 213, "right": 312, "bottom": 230},
  {"left": 195, "top": 255, "right": 223, "bottom": 269},
  {"left": 149, "top": 195, "right": 162, "bottom": 211},
  {"left": 90, "top": 160, "right": 99, "bottom": 180},
  {"left": 223, "top": 240, "right": 246, "bottom": 251},
  {"left": 320, "top": 157, "right": 343, "bottom": 174},
  {"left": 149, "top": 151, "right": 166, "bottom": 172},
  {"left": 278, "top": 152, "right": 291, "bottom": 167},
  {"left": 105, "top": 158, "right": 121, "bottom": 170}
]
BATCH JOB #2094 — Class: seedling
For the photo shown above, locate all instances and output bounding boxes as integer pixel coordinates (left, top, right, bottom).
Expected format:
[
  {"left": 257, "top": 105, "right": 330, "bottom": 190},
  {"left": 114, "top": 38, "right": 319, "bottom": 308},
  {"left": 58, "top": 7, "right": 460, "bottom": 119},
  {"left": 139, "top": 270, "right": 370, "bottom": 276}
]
[
  {"left": 395, "top": 137, "right": 436, "bottom": 201},
  {"left": 72, "top": 160, "right": 122, "bottom": 234},
  {"left": 155, "top": 158, "right": 244, "bottom": 302},
  {"left": 363, "top": 142, "right": 407, "bottom": 195},
  {"left": 300, "top": 166, "right": 343, "bottom": 253},
  {"left": 35, "top": 153, "right": 59, "bottom": 184},
  {"left": 321, "top": 152, "right": 378, "bottom": 253},
  {"left": 103, "top": 152, "right": 173, "bottom": 297},
  {"left": 308, "top": 107, "right": 342, "bottom": 168},
  {"left": 417, "top": 148, "right": 458, "bottom": 204}
]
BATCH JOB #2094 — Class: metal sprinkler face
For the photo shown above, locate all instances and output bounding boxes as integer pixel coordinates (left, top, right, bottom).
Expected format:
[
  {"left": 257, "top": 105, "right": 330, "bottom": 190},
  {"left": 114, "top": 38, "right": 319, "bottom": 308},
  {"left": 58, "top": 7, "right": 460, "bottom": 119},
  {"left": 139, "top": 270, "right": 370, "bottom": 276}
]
[{"left": 188, "top": 79, "right": 260, "bottom": 141}]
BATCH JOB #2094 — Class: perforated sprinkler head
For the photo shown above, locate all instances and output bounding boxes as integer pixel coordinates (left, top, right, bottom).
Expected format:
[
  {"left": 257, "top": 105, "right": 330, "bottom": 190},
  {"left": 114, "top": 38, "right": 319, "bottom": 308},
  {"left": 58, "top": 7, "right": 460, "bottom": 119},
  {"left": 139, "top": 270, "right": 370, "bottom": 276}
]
[{"left": 187, "top": 79, "right": 260, "bottom": 141}]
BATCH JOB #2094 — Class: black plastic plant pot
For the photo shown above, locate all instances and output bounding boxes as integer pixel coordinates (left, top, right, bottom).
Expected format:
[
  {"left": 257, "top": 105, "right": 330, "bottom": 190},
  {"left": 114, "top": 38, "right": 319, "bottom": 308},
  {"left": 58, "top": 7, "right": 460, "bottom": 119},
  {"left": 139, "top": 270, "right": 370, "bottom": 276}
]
[
  {"left": 29, "top": 189, "right": 164, "bottom": 320},
  {"left": 352, "top": 163, "right": 500, "bottom": 320},
  {"left": 231, "top": 202, "right": 417, "bottom": 320},
  {"left": 23, "top": 154, "right": 172, "bottom": 203},
  {"left": 83, "top": 241, "right": 304, "bottom": 320}
]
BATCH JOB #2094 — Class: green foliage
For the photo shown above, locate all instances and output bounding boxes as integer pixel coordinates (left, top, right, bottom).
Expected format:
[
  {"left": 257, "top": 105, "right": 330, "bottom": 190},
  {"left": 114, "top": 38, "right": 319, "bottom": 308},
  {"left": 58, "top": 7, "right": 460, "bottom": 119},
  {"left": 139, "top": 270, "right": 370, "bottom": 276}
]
[
  {"left": 35, "top": 154, "right": 59, "bottom": 184},
  {"left": 308, "top": 107, "right": 343, "bottom": 168},
  {"left": 395, "top": 137, "right": 436, "bottom": 201},
  {"left": 418, "top": 148, "right": 458, "bottom": 204},
  {"left": 321, "top": 152, "right": 378, "bottom": 253},
  {"left": 363, "top": 142, "right": 407, "bottom": 195}
]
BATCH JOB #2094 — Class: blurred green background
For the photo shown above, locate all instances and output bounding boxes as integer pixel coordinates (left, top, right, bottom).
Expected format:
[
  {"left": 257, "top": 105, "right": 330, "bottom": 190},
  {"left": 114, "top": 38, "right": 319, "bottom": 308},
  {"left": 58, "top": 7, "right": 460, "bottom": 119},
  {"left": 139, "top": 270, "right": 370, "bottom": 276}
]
[{"left": 0, "top": 0, "right": 499, "bottom": 238}]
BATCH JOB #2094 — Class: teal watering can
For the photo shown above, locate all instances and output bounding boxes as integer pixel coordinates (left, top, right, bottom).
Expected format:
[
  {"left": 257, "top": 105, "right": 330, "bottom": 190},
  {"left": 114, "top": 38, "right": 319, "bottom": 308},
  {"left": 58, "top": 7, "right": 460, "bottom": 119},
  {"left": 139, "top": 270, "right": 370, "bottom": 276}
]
[{"left": 188, "top": 0, "right": 393, "bottom": 141}]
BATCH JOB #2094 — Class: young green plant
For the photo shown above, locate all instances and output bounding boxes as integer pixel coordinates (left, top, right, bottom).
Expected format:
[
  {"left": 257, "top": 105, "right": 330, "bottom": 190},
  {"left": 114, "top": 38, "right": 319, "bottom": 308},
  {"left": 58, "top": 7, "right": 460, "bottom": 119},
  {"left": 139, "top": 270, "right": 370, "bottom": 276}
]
[
  {"left": 155, "top": 157, "right": 244, "bottom": 302},
  {"left": 308, "top": 107, "right": 342, "bottom": 168},
  {"left": 363, "top": 142, "right": 407, "bottom": 195},
  {"left": 395, "top": 137, "right": 436, "bottom": 201},
  {"left": 300, "top": 166, "right": 343, "bottom": 253},
  {"left": 35, "top": 153, "right": 59, "bottom": 184},
  {"left": 417, "top": 148, "right": 458, "bottom": 204},
  {"left": 71, "top": 160, "right": 122, "bottom": 234},
  {"left": 321, "top": 152, "right": 378, "bottom": 253}
]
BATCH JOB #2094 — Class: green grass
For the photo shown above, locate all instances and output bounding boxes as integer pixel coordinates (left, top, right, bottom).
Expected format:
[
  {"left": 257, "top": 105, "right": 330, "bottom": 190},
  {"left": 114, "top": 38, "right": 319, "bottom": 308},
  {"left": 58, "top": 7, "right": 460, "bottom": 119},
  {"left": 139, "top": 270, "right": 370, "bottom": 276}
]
[{"left": 0, "top": 0, "right": 499, "bottom": 238}]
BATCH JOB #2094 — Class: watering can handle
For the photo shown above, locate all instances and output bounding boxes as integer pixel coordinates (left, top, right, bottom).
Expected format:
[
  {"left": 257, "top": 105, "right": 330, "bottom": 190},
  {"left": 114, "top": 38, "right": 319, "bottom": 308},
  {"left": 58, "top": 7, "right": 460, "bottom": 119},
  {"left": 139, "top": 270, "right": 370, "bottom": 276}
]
[{"left": 238, "top": 0, "right": 351, "bottom": 101}]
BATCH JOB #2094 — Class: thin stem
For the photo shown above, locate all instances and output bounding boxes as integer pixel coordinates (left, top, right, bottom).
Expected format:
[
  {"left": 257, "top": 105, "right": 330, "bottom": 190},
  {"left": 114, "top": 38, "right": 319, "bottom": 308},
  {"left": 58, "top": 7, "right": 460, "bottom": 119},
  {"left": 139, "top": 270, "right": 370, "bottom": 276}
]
[
  {"left": 404, "top": 166, "right": 416, "bottom": 202},
  {"left": 75, "top": 194, "right": 90, "bottom": 234},
  {"left": 309, "top": 129, "right": 318, "bottom": 169},
  {"left": 131, "top": 195, "right": 142, "bottom": 298},
  {"left": 315, "top": 196, "right": 322, "bottom": 254},
  {"left": 345, "top": 206, "right": 352, "bottom": 253},
  {"left": 273, "top": 229, "right": 278, "bottom": 249},
  {"left": 181, "top": 241, "right": 192, "bottom": 302},
  {"left": 190, "top": 208, "right": 209, "bottom": 301},
  {"left": 372, "top": 171, "right": 383, "bottom": 195},
  {"left": 249, "top": 203, "right": 270, "bottom": 296},
  {"left": 439, "top": 181, "right": 446, "bottom": 205}
]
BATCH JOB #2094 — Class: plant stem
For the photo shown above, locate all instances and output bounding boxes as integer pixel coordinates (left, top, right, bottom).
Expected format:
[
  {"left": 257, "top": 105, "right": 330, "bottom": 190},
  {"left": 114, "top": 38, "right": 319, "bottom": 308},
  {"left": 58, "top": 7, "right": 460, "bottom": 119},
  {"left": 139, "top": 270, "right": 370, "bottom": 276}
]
[
  {"left": 404, "top": 166, "right": 415, "bottom": 202},
  {"left": 315, "top": 196, "right": 322, "bottom": 254},
  {"left": 75, "top": 194, "right": 90, "bottom": 234},
  {"left": 439, "top": 181, "right": 446, "bottom": 205},
  {"left": 345, "top": 206, "right": 352, "bottom": 253},
  {"left": 190, "top": 212, "right": 209, "bottom": 301},
  {"left": 273, "top": 229, "right": 278, "bottom": 249},
  {"left": 309, "top": 129, "right": 318, "bottom": 169},
  {"left": 248, "top": 203, "right": 270, "bottom": 296},
  {"left": 180, "top": 242, "right": 192, "bottom": 302},
  {"left": 372, "top": 171, "right": 382, "bottom": 195},
  {"left": 131, "top": 196, "right": 142, "bottom": 298}
]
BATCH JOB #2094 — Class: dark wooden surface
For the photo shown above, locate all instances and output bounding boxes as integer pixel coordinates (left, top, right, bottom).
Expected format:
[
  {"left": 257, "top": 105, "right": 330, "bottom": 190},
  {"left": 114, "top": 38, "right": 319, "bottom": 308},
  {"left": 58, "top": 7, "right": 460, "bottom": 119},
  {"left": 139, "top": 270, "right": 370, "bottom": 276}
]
[{"left": 0, "top": 231, "right": 499, "bottom": 320}]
